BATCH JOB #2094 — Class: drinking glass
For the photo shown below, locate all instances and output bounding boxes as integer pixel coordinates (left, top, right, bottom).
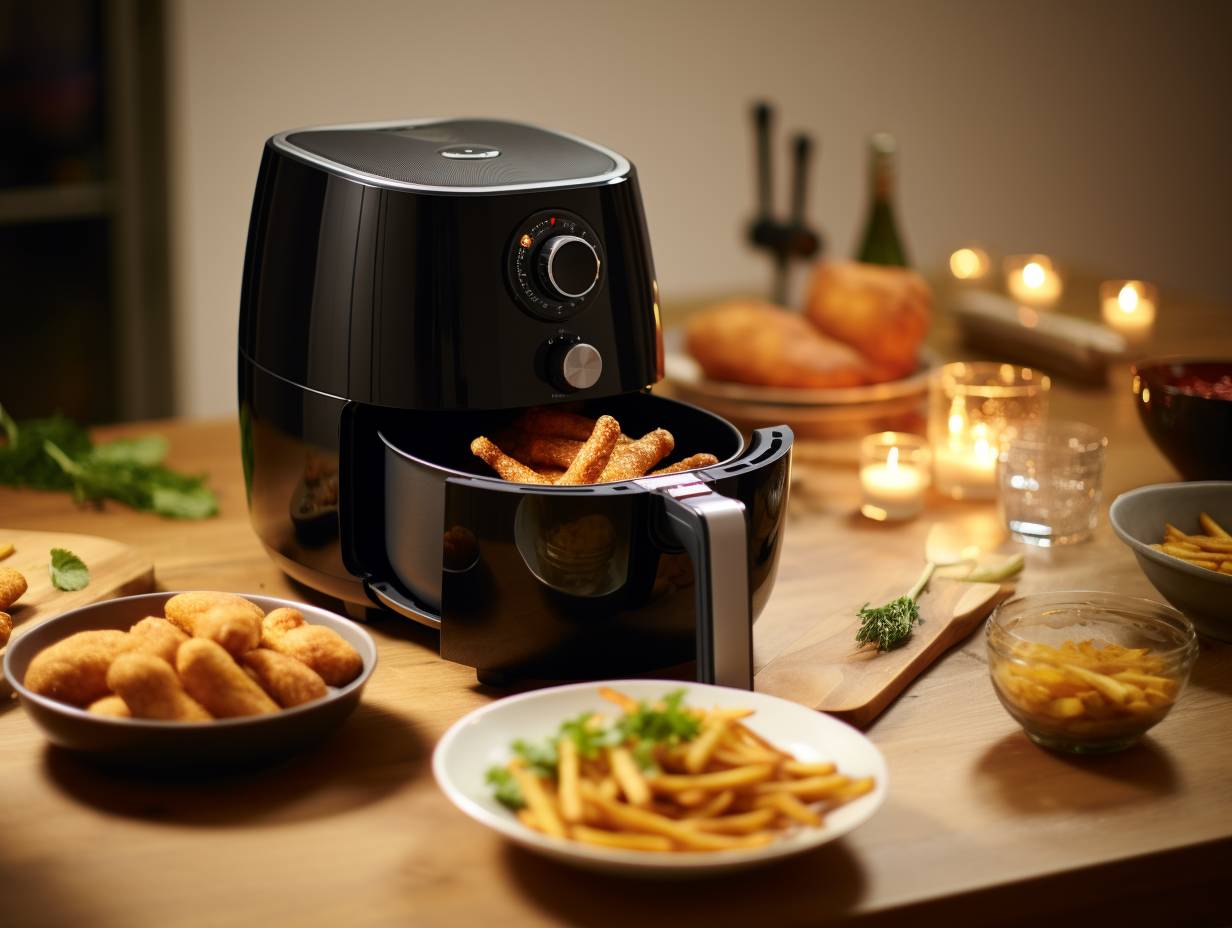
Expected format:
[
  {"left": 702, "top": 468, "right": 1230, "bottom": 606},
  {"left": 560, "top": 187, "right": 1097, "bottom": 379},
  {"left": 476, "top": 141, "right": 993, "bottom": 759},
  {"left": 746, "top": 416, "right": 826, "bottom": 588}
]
[{"left": 998, "top": 421, "right": 1107, "bottom": 546}]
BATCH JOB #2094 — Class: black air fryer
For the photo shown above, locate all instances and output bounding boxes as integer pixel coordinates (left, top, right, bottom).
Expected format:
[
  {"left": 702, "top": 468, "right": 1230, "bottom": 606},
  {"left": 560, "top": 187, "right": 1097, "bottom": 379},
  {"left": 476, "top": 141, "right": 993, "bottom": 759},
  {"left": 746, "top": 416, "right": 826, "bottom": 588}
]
[{"left": 238, "top": 118, "right": 793, "bottom": 689}]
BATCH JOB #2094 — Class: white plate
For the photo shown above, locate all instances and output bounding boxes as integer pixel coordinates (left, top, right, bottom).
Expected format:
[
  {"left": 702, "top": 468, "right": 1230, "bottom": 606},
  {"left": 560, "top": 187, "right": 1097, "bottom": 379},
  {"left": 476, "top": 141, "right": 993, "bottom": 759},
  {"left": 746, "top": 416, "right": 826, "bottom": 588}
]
[
  {"left": 663, "top": 326, "right": 936, "bottom": 408},
  {"left": 432, "top": 680, "right": 887, "bottom": 876}
]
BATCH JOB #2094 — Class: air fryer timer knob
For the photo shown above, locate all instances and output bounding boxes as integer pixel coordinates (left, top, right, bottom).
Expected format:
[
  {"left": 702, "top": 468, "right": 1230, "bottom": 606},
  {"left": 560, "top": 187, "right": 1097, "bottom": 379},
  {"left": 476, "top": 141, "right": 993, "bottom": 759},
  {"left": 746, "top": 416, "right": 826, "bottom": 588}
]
[
  {"left": 537, "top": 235, "right": 600, "bottom": 300},
  {"left": 549, "top": 341, "right": 603, "bottom": 392}
]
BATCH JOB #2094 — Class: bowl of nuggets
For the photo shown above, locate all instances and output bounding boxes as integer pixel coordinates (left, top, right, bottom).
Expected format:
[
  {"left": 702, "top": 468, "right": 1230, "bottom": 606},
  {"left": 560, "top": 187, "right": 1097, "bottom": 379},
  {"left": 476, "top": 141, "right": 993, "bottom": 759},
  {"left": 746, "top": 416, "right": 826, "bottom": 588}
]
[{"left": 3, "top": 590, "right": 375, "bottom": 765}]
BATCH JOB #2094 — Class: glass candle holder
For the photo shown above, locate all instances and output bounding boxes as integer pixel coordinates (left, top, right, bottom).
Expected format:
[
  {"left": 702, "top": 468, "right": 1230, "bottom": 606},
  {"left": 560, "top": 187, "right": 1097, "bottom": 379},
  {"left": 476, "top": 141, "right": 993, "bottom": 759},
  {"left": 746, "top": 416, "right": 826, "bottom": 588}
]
[
  {"left": 998, "top": 420, "right": 1108, "bottom": 546},
  {"left": 859, "top": 432, "right": 931, "bottom": 522},
  {"left": 949, "top": 245, "right": 991, "bottom": 283},
  {"left": 1004, "top": 254, "right": 1062, "bottom": 308},
  {"left": 1100, "top": 279, "right": 1158, "bottom": 341},
  {"left": 929, "top": 362, "right": 1050, "bottom": 501}
]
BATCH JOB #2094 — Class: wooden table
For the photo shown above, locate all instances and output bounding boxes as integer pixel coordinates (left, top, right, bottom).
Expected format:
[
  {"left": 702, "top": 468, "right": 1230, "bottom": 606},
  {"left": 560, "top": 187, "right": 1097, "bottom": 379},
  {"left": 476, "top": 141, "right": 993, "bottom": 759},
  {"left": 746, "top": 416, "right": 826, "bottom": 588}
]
[{"left": 2, "top": 283, "right": 1230, "bottom": 926}]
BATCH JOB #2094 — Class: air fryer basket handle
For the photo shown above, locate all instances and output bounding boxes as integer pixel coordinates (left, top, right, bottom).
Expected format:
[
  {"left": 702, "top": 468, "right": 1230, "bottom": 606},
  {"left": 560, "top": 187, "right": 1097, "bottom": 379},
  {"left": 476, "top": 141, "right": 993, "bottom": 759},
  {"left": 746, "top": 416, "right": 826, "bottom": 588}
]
[{"left": 644, "top": 478, "right": 752, "bottom": 690}]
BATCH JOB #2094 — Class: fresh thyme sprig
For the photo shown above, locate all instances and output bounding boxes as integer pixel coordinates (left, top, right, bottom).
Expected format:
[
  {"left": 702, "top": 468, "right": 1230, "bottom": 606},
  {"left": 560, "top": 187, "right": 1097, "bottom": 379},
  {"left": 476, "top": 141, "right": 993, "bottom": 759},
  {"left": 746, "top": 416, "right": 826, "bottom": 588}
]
[{"left": 855, "top": 561, "right": 936, "bottom": 652}]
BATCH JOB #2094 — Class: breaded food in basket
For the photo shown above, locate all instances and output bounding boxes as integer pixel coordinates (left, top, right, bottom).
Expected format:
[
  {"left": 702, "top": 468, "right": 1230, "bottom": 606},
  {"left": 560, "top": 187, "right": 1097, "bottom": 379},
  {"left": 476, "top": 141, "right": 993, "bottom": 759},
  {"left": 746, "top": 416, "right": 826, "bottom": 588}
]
[
  {"left": 129, "top": 616, "right": 189, "bottom": 664},
  {"left": 0, "top": 611, "right": 11, "bottom": 648},
  {"left": 24, "top": 629, "right": 133, "bottom": 706},
  {"left": 107, "top": 652, "right": 213, "bottom": 722},
  {"left": 177, "top": 638, "right": 279, "bottom": 717},
  {"left": 261, "top": 607, "right": 363, "bottom": 687},
  {"left": 241, "top": 648, "right": 328, "bottom": 708},
  {"left": 165, "top": 591, "right": 263, "bottom": 657}
]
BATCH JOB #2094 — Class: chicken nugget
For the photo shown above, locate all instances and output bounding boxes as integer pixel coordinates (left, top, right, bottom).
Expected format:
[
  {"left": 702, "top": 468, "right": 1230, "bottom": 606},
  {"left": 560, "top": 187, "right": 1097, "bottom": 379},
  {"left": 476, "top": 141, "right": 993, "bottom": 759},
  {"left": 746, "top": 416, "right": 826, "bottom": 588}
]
[
  {"left": 648, "top": 453, "right": 720, "bottom": 476},
  {"left": 556, "top": 415, "right": 620, "bottom": 485},
  {"left": 0, "top": 566, "right": 27, "bottom": 610},
  {"left": 240, "top": 648, "right": 328, "bottom": 707},
  {"left": 129, "top": 616, "right": 189, "bottom": 664},
  {"left": 176, "top": 638, "right": 279, "bottom": 717},
  {"left": 24, "top": 629, "right": 133, "bottom": 706},
  {"left": 0, "top": 611, "right": 11, "bottom": 647},
  {"left": 261, "top": 608, "right": 363, "bottom": 687},
  {"left": 106, "top": 653, "right": 213, "bottom": 722},
  {"left": 87, "top": 695, "right": 132, "bottom": 718},
  {"left": 164, "top": 591, "right": 263, "bottom": 657}
]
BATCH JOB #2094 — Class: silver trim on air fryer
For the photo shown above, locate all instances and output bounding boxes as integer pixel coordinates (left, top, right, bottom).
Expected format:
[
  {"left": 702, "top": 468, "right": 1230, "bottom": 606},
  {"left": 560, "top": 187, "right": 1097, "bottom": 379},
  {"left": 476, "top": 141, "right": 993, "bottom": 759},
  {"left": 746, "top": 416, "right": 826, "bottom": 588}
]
[{"left": 271, "top": 118, "right": 632, "bottom": 194}]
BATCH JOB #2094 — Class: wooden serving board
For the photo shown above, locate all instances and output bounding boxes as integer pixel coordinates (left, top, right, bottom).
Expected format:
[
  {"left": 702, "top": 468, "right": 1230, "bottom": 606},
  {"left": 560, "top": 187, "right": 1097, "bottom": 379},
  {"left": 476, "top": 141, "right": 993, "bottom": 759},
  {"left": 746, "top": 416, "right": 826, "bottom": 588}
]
[
  {"left": 0, "top": 528, "right": 155, "bottom": 651},
  {"left": 755, "top": 577, "right": 1008, "bottom": 728}
]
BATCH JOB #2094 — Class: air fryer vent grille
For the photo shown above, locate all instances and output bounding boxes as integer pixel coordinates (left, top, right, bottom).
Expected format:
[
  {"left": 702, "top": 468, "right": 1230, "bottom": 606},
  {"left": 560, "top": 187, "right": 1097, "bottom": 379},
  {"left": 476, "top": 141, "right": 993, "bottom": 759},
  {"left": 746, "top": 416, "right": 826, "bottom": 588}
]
[{"left": 282, "top": 119, "right": 620, "bottom": 189}]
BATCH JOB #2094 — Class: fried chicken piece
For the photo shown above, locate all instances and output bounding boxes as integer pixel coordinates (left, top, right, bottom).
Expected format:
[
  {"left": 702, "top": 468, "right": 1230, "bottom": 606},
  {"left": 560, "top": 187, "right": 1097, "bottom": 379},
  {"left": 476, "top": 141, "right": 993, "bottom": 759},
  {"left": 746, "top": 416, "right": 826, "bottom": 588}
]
[
  {"left": 24, "top": 630, "right": 133, "bottom": 706},
  {"left": 260, "top": 608, "right": 363, "bottom": 687},
  {"left": 686, "top": 300, "right": 880, "bottom": 388},
  {"left": 470, "top": 436, "right": 552, "bottom": 484},
  {"left": 0, "top": 567, "right": 27, "bottom": 610},
  {"left": 556, "top": 415, "right": 620, "bottom": 485},
  {"left": 129, "top": 616, "right": 189, "bottom": 664},
  {"left": 164, "top": 591, "right": 263, "bottom": 657},
  {"left": 804, "top": 261, "right": 931, "bottom": 379},
  {"left": 648, "top": 453, "right": 720, "bottom": 476},
  {"left": 176, "top": 638, "right": 279, "bottom": 717},
  {"left": 240, "top": 648, "right": 328, "bottom": 707},
  {"left": 87, "top": 695, "right": 132, "bottom": 718},
  {"left": 107, "top": 653, "right": 213, "bottom": 722},
  {"left": 0, "top": 611, "right": 10, "bottom": 647}
]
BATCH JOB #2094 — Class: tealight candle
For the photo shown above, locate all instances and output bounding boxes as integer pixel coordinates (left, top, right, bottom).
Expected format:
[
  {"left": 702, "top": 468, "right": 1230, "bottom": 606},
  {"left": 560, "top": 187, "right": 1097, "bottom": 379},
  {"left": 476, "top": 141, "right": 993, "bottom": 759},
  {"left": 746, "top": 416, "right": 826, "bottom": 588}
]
[
  {"left": 949, "top": 246, "right": 991, "bottom": 282},
  {"left": 860, "top": 432, "right": 931, "bottom": 521},
  {"left": 1005, "top": 254, "right": 1062, "bottom": 308},
  {"left": 1100, "top": 279, "right": 1157, "bottom": 340},
  {"left": 928, "top": 362, "right": 1049, "bottom": 501}
]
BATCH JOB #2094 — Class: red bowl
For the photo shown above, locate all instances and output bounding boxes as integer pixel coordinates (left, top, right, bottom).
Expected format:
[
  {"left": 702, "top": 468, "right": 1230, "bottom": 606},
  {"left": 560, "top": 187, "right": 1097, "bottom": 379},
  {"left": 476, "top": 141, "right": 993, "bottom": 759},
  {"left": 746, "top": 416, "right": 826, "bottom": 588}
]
[{"left": 1132, "top": 358, "right": 1232, "bottom": 480}]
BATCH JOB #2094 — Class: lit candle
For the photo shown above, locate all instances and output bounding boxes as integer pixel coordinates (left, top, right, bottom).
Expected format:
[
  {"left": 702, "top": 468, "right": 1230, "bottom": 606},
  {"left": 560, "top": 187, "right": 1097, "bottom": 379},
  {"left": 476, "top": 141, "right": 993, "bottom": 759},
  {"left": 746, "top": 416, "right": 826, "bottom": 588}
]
[
  {"left": 1101, "top": 279, "right": 1157, "bottom": 339},
  {"left": 860, "top": 433, "right": 930, "bottom": 521},
  {"left": 1005, "top": 254, "right": 1062, "bottom": 308},
  {"left": 949, "top": 246, "right": 990, "bottom": 282}
]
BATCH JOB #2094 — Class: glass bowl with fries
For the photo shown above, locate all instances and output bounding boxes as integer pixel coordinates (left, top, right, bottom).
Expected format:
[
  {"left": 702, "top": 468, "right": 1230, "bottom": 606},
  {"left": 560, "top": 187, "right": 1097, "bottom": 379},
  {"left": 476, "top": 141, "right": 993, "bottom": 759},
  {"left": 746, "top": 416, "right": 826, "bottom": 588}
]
[{"left": 987, "top": 592, "right": 1198, "bottom": 754}]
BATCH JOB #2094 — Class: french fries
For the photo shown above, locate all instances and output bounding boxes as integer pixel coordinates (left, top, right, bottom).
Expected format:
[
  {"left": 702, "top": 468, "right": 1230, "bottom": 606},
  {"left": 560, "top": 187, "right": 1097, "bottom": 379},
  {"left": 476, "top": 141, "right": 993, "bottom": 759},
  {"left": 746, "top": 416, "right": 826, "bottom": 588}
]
[
  {"left": 1152, "top": 512, "right": 1232, "bottom": 574},
  {"left": 486, "top": 688, "right": 876, "bottom": 853},
  {"left": 470, "top": 407, "right": 720, "bottom": 486},
  {"left": 991, "top": 638, "right": 1181, "bottom": 744}
]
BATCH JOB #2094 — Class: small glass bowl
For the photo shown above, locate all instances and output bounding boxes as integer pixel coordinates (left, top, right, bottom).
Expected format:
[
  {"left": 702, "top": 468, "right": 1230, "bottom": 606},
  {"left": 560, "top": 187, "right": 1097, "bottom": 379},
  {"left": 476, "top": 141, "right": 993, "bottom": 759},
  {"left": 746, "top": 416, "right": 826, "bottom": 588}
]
[{"left": 986, "top": 592, "right": 1198, "bottom": 754}]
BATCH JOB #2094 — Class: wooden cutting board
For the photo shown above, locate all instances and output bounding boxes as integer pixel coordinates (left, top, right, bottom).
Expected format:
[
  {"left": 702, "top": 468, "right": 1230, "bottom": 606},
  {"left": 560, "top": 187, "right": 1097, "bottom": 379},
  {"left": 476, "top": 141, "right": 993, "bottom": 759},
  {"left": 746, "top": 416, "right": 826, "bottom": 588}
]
[
  {"left": 0, "top": 528, "right": 155, "bottom": 651},
  {"left": 755, "top": 577, "right": 1009, "bottom": 728}
]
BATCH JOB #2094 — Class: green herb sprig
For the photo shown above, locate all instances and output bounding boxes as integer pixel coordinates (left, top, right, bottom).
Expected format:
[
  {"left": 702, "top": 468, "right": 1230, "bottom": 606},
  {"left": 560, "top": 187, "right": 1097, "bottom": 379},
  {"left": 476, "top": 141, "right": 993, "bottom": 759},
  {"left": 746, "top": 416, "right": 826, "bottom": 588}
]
[
  {"left": 0, "top": 404, "right": 218, "bottom": 519},
  {"left": 855, "top": 561, "right": 936, "bottom": 652}
]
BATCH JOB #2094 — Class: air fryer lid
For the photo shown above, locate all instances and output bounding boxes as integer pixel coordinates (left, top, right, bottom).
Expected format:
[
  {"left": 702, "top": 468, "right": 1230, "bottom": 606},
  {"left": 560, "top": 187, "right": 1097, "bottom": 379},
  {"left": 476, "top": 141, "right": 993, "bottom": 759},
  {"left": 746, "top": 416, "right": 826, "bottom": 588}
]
[{"left": 277, "top": 118, "right": 627, "bottom": 191}]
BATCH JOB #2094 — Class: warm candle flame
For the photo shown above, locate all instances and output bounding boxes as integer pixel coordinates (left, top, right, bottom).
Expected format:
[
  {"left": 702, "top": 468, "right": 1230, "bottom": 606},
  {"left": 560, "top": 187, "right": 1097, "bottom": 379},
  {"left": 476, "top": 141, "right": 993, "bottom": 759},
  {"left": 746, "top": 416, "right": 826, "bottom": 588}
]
[
  {"left": 1022, "top": 262, "right": 1045, "bottom": 289},
  {"left": 1118, "top": 283, "right": 1139, "bottom": 314},
  {"left": 887, "top": 446, "right": 899, "bottom": 470},
  {"left": 949, "top": 247, "right": 987, "bottom": 280}
]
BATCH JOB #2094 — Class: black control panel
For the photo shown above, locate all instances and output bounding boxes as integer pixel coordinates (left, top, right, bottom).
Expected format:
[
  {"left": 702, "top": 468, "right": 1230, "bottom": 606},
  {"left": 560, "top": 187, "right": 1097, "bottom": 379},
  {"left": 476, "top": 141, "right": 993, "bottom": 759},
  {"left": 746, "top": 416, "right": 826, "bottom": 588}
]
[{"left": 507, "top": 209, "right": 603, "bottom": 320}]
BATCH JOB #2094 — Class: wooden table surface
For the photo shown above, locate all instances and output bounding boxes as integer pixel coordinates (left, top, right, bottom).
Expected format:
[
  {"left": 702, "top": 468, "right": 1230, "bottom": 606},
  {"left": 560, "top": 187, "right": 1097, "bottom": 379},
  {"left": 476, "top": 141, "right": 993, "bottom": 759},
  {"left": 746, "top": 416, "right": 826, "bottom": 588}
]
[{"left": 2, "top": 281, "right": 1230, "bottom": 927}]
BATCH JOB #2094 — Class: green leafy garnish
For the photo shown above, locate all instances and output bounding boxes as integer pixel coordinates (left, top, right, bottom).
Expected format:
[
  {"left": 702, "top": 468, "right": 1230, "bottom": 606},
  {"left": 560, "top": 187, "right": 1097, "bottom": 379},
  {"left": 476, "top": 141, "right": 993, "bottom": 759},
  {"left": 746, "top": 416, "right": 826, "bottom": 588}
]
[
  {"left": 559, "top": 711, "right": 614, "bottom": 759},
  {"left": 616, "top": 689, "right": 701, "bottom": 770},
  {"left": 855, "top": 561, "right": 935, "bottom": 652},
  {"left": 0, "top": 403, "right": 217, "bottom": 519},
  {"left": 486, "top": 766, "right": 524, "bottom": 809},
  {"left": 512, "top": 738, "right": 558, "bottom": 779},
  {"left": 49, "top": 547, "right": 90, "bottom": 592}
]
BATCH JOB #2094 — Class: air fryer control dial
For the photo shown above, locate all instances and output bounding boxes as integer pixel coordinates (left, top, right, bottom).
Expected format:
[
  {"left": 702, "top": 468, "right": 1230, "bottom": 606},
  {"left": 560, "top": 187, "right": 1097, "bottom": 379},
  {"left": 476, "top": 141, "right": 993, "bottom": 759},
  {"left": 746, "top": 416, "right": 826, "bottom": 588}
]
[
  {"left": 551, "top": 341, "right": 603, "bottom": 391},
  {"left": 508, "top": 210, "right": 604, "bottom": 320}
]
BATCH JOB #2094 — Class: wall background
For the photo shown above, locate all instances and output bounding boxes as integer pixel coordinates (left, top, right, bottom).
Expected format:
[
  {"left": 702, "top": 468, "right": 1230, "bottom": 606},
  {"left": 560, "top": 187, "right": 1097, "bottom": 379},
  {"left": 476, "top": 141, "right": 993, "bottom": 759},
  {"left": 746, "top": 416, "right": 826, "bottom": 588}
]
[{"left": 166, "top": 0, "right": 1232, "bottom": 417}]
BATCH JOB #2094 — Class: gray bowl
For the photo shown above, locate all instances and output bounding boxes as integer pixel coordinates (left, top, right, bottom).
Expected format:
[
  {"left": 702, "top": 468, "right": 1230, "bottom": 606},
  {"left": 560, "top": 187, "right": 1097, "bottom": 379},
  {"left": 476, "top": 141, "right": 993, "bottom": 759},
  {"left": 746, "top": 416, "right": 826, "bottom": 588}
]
[
  {"left": 1109, "top": 482, "right": 1232, "bottom": 641},
  {"left": 3, "top": 592, "right": 377, "bottom": 767}
]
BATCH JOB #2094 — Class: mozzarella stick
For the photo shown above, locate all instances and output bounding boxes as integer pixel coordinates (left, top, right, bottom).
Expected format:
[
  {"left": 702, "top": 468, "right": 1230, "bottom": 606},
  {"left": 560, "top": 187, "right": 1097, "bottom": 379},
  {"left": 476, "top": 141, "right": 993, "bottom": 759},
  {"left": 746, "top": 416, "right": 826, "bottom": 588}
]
[
  {"left": 556, "top": 416, "right": 620, "bottom": 485},
  {"left": 470, "top": 437, "right": 552, "bottom": 484},
  {"left": 648, "top": 453, "right": 720, "bottom": 477}
]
